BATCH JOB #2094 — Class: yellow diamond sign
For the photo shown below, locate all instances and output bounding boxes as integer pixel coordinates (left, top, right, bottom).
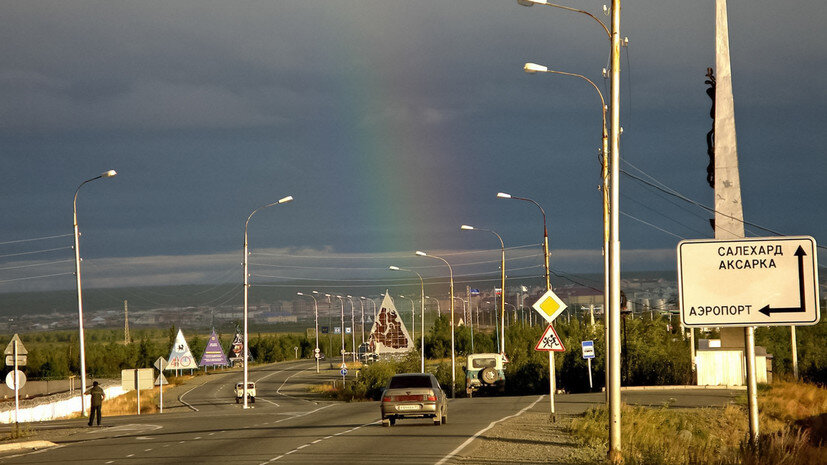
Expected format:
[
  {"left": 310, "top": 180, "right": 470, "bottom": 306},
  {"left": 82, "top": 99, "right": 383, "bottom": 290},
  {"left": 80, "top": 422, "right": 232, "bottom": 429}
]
[{"left": 532, "top": 289, "right": 568, "bottom": 323}]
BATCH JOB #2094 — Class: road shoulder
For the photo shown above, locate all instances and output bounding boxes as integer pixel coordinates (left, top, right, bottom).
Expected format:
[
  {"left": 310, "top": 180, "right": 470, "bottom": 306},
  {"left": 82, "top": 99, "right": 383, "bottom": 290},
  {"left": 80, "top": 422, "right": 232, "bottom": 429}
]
[{"left": 453, "top": 411, "right": 602, "bottom": 465}]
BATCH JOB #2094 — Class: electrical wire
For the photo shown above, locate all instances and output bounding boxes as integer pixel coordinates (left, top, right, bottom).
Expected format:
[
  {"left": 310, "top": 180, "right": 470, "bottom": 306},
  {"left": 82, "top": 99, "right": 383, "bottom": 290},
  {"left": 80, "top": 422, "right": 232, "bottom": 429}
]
[
  {"left": 0, "top": 272, "right": 74, "bottom": 284},
  {"left": 0, "top": 259, "right": 74, "bottom": 271},
  {"left": 0, "top": 246, "right": 72, "bottom": 260},
  {"left": 0, "top": 233, "right": 73, "bottom": 246}
]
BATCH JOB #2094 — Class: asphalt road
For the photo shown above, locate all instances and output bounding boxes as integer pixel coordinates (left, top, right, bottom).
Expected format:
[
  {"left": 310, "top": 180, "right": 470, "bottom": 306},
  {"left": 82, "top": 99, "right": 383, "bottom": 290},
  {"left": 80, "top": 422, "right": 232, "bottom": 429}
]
[{"left": 0, "top": 360, "right": 743, "bottom": 465}]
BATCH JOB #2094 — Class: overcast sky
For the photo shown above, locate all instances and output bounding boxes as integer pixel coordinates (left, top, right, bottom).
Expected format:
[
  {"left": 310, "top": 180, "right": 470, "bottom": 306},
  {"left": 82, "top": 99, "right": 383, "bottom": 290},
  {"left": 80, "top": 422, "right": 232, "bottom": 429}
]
[{"left": 1, "top": 0, "right": 825, "bottom": 293}]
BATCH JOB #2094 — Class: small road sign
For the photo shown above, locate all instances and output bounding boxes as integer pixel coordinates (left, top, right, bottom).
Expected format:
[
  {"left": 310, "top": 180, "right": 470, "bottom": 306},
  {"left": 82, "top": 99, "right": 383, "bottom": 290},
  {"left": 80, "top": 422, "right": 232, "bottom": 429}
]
[
  {"left": 535, "top": 324, "right": 565, "bottom": 352},
  {"left": 155, "top": 373, "right": 169, "bottom": 386},
  {"left": 4, "top": 334, "right": 28, "bottom": 356},
  {"left": 5, "top": 355, "right": 26, "bottom": 366},
  {"left": 340, "top": 368, "right": 348, "bottom": 376},
  {"left": 153, "top": 356, "right": 168, "bottom": 371},
  {"left": 532, "top": 290, "right": 568, "bottom": 323},
  {"left": 5, "top": 370, "right": 25, "bottom": 390},
  {"left": 581, "top": 341, "right": 595, "bottom": 359},
  {"left": 314, "top": 348, "right": 320, "bottom": 353},
  {"left": 678, "top": 236, "right": 820, "bottom": 327},
  {"left": 314, "top": 353, "right": 321, "bottom": 359}
]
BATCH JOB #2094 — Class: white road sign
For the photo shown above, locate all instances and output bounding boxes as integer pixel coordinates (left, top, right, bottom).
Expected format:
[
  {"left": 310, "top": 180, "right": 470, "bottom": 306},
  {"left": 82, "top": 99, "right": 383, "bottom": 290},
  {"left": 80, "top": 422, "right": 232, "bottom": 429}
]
[
  {"left": 4, "top": 334, "right": 27, "bottom": 356},
  {"left": 531, "top": 290, "right": 568, "bottom": 323},
  {"left": 678, "top": 236, "right": 819, "bottom": 327},
  {"left": 5, "top": 370, "right": 25, "bottom": 390}
]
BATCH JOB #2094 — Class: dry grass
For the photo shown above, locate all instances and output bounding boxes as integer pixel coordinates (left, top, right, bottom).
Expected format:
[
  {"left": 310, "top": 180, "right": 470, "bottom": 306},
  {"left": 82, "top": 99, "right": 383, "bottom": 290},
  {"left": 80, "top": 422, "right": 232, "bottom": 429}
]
[{"left": 569, "top": 382, "right": 827, "bottom": 465}]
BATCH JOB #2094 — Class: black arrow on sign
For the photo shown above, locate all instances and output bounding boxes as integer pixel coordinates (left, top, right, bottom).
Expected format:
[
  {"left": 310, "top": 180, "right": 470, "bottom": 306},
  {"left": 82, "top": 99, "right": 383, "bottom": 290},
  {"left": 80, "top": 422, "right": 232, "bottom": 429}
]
[{"left": 759, "top": 246, "right": 806, "bottom": 317}]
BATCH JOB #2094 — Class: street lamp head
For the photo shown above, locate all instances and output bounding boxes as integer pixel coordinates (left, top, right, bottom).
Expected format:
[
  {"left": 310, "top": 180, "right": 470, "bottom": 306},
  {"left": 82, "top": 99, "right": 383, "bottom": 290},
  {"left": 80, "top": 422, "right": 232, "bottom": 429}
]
[
  {"left": 278, "top": 195, "right": 294, "bottom": 204},
  {"left": 516, "top": 0, "right": 534, "bottom": 6},
  {"left": 325, "top": 293, "right": 331, "bottom": 297},
  {"left": 415, "top": 251, "right": 427, "bottom": 257},
  {"left": 360, "top": 296, "right": 366, "bottom": 300},
  {"left": 388, "top": 265, "right": 401, "bottom": 271},
  {"left": 496, "top": 192, "right": 512, "bottom": 199},
  {"left": 460, "top": 225, "right": 475, "bottom": 231},
  {"left": 346, "top": 295, "right": 352, "bottom": 298},
  {"left": 312, "top": 290, "right": 319, "bottom": 294},
  {"left": 524, "top": 62, "right": 548, "bottom": 74},
  {"left": 102, "top": 170, "right": 117, "bottom": 178},
  {"left": 297, "top": 292, "right": 304, "bottom": 296}
]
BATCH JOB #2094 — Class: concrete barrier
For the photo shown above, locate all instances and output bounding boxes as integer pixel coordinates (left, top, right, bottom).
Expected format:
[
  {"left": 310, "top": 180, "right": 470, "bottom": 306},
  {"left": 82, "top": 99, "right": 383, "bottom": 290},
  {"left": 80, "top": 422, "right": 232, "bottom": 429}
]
[{"left": 0, "top": 385, "right": 127, "bottom": 424}]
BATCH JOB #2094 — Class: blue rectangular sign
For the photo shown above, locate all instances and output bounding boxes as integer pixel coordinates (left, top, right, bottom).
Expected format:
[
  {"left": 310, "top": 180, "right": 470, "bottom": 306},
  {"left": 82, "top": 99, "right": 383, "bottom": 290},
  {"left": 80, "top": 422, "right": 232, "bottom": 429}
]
[{"left": 581, "top": 340, "right": 595, "bottom": 359}]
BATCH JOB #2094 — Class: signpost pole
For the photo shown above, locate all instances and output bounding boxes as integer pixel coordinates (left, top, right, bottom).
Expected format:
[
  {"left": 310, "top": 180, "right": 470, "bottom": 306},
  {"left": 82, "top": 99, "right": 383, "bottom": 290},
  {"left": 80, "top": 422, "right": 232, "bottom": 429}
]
[
  {"left": 587, "top": 358, "right": 593, "bottom": 390},
  {"left": 548, "top": 352, "right": 555, "bottom": 419},
  {"left": 160, "top": 376, "right": 163, "bottom": 413},
  {"left": 13, "top": 340, "right": 19, "bottom": 426},
  {"left": 135, "top": 369, "right": 140, "bottom": 416},
  {"left": 791, "top": 326, "right": 799, "bottom": 380}
]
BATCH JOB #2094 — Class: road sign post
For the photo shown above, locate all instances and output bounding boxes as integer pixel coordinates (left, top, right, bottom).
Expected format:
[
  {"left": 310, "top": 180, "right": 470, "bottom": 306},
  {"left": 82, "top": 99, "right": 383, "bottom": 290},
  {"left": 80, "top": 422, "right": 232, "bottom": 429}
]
[{"left": 532, "top": 291, "right": 568, "bottom": 422}]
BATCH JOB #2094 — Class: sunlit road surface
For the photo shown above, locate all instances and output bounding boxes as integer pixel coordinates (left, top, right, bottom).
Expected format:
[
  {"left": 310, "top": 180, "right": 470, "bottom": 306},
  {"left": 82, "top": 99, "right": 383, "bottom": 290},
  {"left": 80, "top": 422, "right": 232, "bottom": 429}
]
[{"left": 0, "top": 360, "right": 741, "bottom": 464}]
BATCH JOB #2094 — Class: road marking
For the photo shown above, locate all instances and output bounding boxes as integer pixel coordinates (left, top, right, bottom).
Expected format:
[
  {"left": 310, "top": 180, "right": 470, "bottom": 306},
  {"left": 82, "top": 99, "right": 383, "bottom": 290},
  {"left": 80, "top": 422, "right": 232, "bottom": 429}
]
[
  {"left": 435, "top": 395, "right": 545, "bottom": 465},
  {"left": 144, "top": 449, "right": 152, "bottom": 452},
  {"left": 126, "top": 453, "right": 134, "bottom": 457},
  {"left": 258, "top": 408, "right": 376, "bottom": 464}
]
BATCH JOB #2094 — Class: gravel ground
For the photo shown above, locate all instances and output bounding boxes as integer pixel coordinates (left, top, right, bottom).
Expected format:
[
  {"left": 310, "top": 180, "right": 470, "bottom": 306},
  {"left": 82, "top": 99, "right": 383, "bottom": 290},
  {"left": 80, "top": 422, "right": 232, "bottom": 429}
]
[{"left": 455, "top": 412, "right": 604, "bottom": 465}]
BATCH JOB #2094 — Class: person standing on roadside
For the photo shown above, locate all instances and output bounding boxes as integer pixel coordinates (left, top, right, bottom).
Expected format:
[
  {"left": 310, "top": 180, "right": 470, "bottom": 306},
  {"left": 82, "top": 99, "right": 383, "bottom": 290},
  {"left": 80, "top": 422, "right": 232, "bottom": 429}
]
[{"left": 85, "top": 381, "right": 105, "bottom": 426}]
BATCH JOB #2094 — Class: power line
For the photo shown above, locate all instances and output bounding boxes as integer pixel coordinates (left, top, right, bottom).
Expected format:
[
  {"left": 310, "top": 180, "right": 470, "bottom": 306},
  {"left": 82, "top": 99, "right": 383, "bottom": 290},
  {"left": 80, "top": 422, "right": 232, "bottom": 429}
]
[
  {"left": 0, "top": 233, "right": 73, "bottom": 246},
  {"left": 0, "top": 246, "right": 72, "bottom": 260}
]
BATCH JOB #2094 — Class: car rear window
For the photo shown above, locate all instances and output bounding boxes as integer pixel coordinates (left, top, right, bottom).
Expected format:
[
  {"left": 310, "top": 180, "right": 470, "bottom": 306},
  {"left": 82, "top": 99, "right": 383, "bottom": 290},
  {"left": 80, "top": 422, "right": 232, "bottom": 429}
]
[
  {"left": 388, "top": 375, "right": 433, "bottom": 389},
  {"left": 471, "top": 358, "right": 497, "bottom": 369}
]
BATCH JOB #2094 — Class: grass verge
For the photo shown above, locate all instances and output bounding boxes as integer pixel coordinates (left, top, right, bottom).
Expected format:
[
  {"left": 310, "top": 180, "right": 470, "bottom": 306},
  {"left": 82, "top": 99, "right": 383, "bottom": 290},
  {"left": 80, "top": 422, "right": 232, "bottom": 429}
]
[{"left": 568, "top": 382, "right": 826, "bottom": 465}]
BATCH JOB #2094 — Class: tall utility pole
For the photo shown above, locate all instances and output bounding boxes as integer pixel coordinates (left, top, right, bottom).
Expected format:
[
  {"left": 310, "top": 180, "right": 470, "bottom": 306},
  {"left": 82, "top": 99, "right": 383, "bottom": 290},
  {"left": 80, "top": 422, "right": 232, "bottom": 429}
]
[
  {"left": 123, "top": 300, "right": 130, "bottom": 344},
  {"left": 607, "top": 0, "right": 623, "bottom": 462}
]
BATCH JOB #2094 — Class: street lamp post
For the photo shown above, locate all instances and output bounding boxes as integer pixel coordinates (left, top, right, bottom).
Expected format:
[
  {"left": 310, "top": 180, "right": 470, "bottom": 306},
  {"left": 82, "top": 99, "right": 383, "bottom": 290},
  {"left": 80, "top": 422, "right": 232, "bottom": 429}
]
[
  {"left": 389, "top": 266, "right": 426, "bottom": 373},
  {"left": 518, "top": 0, "right": 622, "bottom": 457},
  {"left": 296, "top": 291, "right": 319, "bottom": 373},
  {"left": 359, "top": 297, "right": 367, "bottom": 345},
  {"left": 243, "top": 195, "right": 293, "bottom": 409},
  {"left": 495, "top": 193, "right": 558, "bottom": 417},
  {"left": 346, "top": 296, "right": 356, "bottom": 363},
  {"left": 335, "top": 295, "right": 345, "bottom": 368},
  {"left": 426, "top": 296, "right": 441, "bottom": 315},
  {"left": 297, "top": 292, "right": 319, "bottom": 373},
  {"left": 73, "top": 169, "right": 117, "bottom": 415},
  {"left": 399, "top": 295, "right": 416, "bottom": 350},
  {"left": 461, "top": 225, "right": 506, "bottom": 354},
  {"left": 416, "top": 251, "right": 454, "bottom": 398}
]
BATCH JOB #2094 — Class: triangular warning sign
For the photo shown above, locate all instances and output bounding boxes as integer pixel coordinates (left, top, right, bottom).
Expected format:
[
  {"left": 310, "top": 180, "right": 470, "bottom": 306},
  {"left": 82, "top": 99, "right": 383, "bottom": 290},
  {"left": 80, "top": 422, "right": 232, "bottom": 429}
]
[
  {"left": 535, "top": 324, "right": 566, "bottom": 352},
  {"left": 155, "top": 373, "right": 169, "bottom": 386},
  {"left": 199, "top": 330, "right": 229, "bottom": 367},
  {"left": 4, "top": 334, "right": 27, "bottom": 356},
  {"left": 166, "top": 329, "right": 198, "bottom": 370},
  {"left": 367, "top": 291, "right": 414, "bottom": 355}
]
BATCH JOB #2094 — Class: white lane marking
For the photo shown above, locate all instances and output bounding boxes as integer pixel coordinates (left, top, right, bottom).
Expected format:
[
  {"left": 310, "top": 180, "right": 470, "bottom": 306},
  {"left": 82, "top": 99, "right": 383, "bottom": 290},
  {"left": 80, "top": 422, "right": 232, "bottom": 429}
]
[
  {"left": 126, "top": 454, "right": 134, "bottom": 457},
  {"left": 258, "top": 417, "right": 380, "bottom": 464},
  {"left": 257, "top": 397, "right": 280, "bottom": 407},
  {"left": 194, "top": 437, "right": 202, "bottom": 440},
  {"left": 435, "top": 395, "right": 545, "bottom": 465},
  {"left": 106, "top": 461, "right": 114, "bottom": 464},
  {"left": 178, "top": 385, "right": 200, "bottom": 412},
  {"left": 144, "top": 449, "right": 152, "bottom": 452}
]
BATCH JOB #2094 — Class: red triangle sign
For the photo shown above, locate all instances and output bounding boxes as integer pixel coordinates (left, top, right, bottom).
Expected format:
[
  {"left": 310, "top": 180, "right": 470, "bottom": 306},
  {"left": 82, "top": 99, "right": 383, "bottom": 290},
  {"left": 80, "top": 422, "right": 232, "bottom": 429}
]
[{"left": 535, "top": 324, "right": 565, "bottom": 352}]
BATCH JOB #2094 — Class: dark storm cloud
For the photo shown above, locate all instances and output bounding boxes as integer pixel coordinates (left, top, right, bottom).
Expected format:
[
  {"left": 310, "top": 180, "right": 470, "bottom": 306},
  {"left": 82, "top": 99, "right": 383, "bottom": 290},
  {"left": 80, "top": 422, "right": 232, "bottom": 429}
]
[{"left": 0, "top": 1, "right": 824, "bottom": 290}]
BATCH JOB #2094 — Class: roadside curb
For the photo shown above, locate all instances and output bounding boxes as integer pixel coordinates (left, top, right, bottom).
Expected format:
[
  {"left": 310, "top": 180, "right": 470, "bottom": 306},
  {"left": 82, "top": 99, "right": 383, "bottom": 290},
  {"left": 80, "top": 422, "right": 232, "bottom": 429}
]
[
  {"left": 0, "top": 440, "right": 57, "bottom": 453},
  {"left": 620, "top": 385, "right": 747, "bottom": 391}
]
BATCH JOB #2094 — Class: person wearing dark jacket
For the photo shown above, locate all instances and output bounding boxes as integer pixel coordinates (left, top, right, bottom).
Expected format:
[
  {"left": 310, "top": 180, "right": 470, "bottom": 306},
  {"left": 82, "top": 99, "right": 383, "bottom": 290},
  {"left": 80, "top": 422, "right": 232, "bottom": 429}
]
[{"left": 85, "top": 381, "right": 105, "bottom": 426}]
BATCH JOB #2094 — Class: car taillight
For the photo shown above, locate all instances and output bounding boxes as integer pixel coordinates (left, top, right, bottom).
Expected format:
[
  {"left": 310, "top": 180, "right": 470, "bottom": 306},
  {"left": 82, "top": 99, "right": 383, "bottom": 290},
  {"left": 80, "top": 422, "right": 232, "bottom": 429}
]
[
  {"left": 382, "top": 396, "right": 392, "bottom": 402},
  {"left": 425, "top": 391, "right": 436, "bottom": 401}
]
